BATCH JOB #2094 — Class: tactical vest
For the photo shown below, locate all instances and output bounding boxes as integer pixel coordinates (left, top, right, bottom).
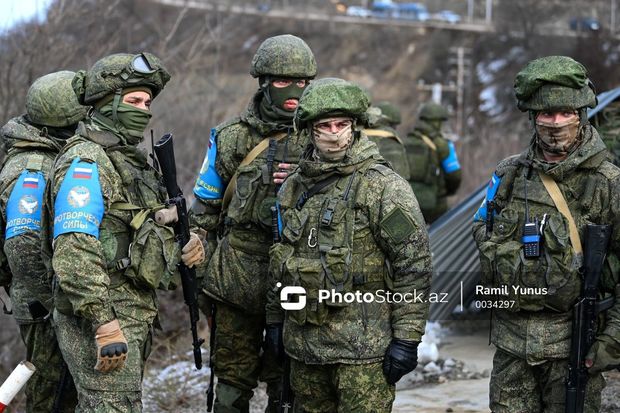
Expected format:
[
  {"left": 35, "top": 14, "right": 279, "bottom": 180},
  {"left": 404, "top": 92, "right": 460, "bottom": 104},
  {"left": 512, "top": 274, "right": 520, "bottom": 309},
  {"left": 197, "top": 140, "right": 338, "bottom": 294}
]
[
  {"left": 223, "top": 125, "right": 307, "bottom": 255},
  {"left": 273, "top": 163, "right": 389, "bottom": 327},
  {"left": 405, "top": 131, "right": 445, "bottom": 212},
  {"left": 477, "top": 157, "right": 618, "bottom": 313}
]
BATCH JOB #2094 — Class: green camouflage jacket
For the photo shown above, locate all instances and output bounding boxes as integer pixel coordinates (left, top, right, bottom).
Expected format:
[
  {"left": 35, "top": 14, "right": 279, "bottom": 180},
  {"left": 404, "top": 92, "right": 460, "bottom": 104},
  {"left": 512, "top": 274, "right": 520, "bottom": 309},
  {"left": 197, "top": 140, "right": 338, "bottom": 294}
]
[
  {"left": 192, "top": 91, "right": 309, "bottom": 312},
  {"left": 0, "top": 116, "right": 63, "bottom": 322},
  {"left": 47, "top": 120, "right": 172, "bottom": 328},
  {"left": 472, "top": 125, "right": 620, "bottom": 363},
  {"left": 365, "top": 125, "right": 411, "bottom": 181},
  {"left": 266, "top": 134, "right": 432, "bottom": 364},
  {"left": 406, "top": 120, "right": 461, "bottom": 222}
]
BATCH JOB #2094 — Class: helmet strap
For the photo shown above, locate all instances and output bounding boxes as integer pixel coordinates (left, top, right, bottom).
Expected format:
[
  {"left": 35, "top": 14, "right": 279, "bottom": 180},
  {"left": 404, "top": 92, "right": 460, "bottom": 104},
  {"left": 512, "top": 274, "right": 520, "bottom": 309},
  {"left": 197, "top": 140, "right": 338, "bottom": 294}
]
[
  {"left": 260, "top": 76, "right": 273, "bottom": 105},
  {"left": 112, "top": 88, "right": 123, "bottom": 124}
]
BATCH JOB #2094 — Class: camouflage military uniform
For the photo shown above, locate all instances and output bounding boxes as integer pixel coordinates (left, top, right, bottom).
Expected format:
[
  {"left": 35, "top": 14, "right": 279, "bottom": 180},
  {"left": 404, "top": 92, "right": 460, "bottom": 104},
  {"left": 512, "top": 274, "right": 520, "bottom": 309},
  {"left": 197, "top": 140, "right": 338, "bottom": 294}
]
[
  {"left": 266, "top": 78, "right": 432, "bottom": 412},
  {"left": 191, "top": 35, "right": 316, "bottom": 412},
  {"left": 473, "top": 56, "right": 620, "bottom": 413},
  {"left": 406, "top": 102, "right": 461, "bottom": 223},
  {"left": 364, "top": 101, "right": 410, "bottom": 180},
  {"left": 0, "top": 71, "right": 82, "bottom": 412},
  {"left": 593, "top": 101, "right": 620, "bottom": 166},
  {"left": 46, "top": 53, "right": 178, "bottom": 412}
]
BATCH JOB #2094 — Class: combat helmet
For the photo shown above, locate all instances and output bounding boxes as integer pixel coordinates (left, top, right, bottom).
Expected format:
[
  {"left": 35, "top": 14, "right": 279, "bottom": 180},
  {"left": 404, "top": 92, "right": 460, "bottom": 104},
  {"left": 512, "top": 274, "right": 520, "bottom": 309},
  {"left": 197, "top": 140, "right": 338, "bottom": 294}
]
[
  {"left": 26, "top": 71, "right": 87, "bottom": 128},
  {"left": 418, "top": 102, "right": 449, "bottom": 121},
  {"left": 295, "top": 77, "right": 370, "bottom": 130},
  {"left": 514, "top": 55, "right": 596, "bottom": 113},
  {"left": 250, "top": 34, "right": 317, "bottom": 79},
  {"left": 376, "top": 101, "right": 402, "bottom": 125},
  {"left": 72, "top": 53, "right": 171, "bottom": 105}
]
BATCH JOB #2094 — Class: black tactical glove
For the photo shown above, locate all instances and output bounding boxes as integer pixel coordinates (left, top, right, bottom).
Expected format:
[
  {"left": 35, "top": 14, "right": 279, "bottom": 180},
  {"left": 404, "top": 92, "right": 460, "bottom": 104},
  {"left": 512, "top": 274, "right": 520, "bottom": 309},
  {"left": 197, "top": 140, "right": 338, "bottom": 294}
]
[
  {"left": 265, "top": 323, "right": 285, "bottom": 361},
  {"left": 382, "top": 339, "right": 419, "bottom": 385}
]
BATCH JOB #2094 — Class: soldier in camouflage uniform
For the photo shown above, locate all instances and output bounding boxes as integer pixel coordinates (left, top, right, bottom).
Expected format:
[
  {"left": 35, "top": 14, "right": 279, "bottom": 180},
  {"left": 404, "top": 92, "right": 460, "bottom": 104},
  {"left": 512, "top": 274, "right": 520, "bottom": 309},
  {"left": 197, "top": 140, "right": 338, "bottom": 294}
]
[
  {"left": 265, "top": 78, "right": 432, "bottom": 412},
  {"left": 190, "top": 34, "right": 317, "bottom": 412},
  {"left": 364, "top": 101, "right": 410, "bottom": 180},
  {"left": 593, "top": 100, "right": 620, "bottom": 166},
  {"left": 46, "top": 53, "right": 205, "bottom": 412},
  {"left": 0, "top": 71, "right": 83, "bottom": 412},
  {"left": 473, "top": 56, "right": 620, "bottom": 412},
  {"left": 406, "top": 102, "right": 461, "bottom": 224}
]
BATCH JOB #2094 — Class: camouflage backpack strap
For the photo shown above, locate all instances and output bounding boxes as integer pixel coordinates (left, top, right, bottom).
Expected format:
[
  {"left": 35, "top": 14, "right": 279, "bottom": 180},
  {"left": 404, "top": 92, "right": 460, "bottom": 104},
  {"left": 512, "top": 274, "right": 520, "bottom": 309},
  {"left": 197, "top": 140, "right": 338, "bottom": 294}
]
[
  {"left": 419, "top": 134, "right": 437, "bottom": 151},
  {"left": 221, "top": 131, "right": 288, "bottom": 210},
  {"left": 538, "top": 171, "right": 583, "bottom": 255},
  {"left": 364, "top": 129, "right": 404, "bottom": 145}
]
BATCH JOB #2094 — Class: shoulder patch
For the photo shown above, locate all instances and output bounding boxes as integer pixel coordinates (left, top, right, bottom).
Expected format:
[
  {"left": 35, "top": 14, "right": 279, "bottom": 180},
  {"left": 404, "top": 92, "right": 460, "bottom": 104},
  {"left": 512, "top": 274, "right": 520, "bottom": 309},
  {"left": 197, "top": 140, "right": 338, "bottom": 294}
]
[
  {"left": 193, "top": 128, "right": 224, "bottom": 200},
  {"left": 596, "top": 160, "right": 620, "bottom": 181},
  {"left": 381, "top": 206, "right": 416, "bottom": 244},
  {"left": 5, "top": 170, "right": 46, "bottom": 239},
  {"left": 53, "top": 158, "right": 104, "bottom": 239},
  {"left": 473, "top": 173, "right": 502, "bottom": 222}
]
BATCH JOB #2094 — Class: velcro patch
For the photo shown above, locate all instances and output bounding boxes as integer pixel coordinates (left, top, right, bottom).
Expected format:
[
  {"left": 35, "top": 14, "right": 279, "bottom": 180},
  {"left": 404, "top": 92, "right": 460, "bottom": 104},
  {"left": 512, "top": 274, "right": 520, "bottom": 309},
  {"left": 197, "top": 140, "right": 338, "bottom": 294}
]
[{"left": 380, "top": 207, "right": 416, "bottom": 244}]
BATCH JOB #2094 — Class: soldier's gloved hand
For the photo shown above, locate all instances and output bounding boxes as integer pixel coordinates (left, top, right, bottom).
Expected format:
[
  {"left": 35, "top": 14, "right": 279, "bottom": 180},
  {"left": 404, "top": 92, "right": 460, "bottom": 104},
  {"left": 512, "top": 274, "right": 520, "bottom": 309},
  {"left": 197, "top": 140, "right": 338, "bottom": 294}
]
[
  {"left": 382, "top": 339, "right": 419, "bottom": 385},
  {"left": 94, "top": 319, "right": 128, "bottom": 373},
  {"left": 181, "top": 232, "right": 205, "bottom": 268},
  {"left": 585, "top": 333, "right": 620, "bottom": 373},
  {"left": 265, "top": 323, "right": 285, "bottom": 361}
]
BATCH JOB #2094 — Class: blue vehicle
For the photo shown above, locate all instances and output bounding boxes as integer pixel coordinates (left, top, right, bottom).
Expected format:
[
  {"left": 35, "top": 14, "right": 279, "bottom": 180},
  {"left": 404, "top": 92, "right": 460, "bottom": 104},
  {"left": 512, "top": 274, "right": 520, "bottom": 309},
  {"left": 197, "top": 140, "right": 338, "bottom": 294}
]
[
  {"left": 395, "top": 3, "right": 430, "bottom": 21},
  {"left": 371, "top": 0, "right": 397, "bottom": 18},
  {"left": 569, "top": 17, "right": 601, "bottom": 31}
]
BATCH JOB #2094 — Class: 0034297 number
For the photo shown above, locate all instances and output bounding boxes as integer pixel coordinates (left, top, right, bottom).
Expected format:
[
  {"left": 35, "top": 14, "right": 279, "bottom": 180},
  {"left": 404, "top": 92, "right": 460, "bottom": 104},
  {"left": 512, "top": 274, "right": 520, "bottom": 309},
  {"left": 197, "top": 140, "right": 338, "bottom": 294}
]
[{"left": 473, "top": 300, "right": 516, "bottom": 309}]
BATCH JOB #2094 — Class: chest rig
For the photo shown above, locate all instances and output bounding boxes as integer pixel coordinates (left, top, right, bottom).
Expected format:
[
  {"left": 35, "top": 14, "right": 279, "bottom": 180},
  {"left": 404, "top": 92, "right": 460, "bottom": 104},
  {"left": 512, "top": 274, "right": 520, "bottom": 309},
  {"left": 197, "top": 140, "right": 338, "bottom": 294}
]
[
  {"left": 277, "top": 164, "right": 387, "bottom": 326},
  {"left": 479, "top": 159, "right": 608, "bottom": 313}
]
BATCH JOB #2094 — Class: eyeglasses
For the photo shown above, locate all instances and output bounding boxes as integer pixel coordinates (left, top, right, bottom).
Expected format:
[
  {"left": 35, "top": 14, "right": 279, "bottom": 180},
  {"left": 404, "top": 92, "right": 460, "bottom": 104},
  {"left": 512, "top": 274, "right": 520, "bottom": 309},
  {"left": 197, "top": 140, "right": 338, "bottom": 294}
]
[{"left": 131, "top": 53, "right": 156, "bottom": 75}]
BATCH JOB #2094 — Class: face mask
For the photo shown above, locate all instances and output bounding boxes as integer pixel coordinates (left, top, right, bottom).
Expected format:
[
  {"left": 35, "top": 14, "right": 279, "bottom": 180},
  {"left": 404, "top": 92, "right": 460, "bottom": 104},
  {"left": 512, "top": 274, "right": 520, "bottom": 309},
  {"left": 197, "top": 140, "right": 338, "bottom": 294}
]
[
  {"left": 99, "top": 101, "right": 152, "bottom": 144},
  {"left": 535, "top": 115, "right": 581, "bottom": 155},
  {"left": 269, "top": 81, "right": 305, "bottom": 110},
  {"left": 312, "top": 118, "right": 353, "bottom": 161}
]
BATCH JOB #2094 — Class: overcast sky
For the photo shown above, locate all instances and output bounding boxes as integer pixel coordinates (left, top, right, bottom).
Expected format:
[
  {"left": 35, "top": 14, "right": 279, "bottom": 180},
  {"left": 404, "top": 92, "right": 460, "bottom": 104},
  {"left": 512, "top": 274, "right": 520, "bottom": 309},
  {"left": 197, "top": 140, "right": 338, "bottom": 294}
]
[{"left": 0, "top": 0, "right": 52, "bottom": 30}]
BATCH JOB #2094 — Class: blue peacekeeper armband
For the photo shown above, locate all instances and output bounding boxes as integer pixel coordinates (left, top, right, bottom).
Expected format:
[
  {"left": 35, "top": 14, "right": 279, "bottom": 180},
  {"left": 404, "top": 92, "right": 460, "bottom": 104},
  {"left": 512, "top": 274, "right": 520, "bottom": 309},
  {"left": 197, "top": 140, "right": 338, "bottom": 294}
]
[
  {"left": 441, "top": 141, "right": 461, "bottom": 173},
  {"left": 193, "top": 128, "right": 224, "bottom": 200},
  {"left": 473, "top": 173, "right": 501, "bottom": 222},
  {"left": 5, "top": 170, "right": 46, "bottom": 239},
  {"left": 276, "top": 201, "right": 283, "bottom": 238},
  {"left": 53, "top": 158, "right": 104, "bottom": 239}
]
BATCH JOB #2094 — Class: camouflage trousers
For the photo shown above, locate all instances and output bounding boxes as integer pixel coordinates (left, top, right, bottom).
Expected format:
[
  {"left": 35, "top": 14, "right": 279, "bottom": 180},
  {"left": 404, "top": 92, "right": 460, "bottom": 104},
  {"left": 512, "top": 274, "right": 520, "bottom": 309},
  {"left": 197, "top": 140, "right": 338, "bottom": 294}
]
[
  {"left": 212, "top": 302, "right": 282, "bottom": 413},
  {"left": 18, "top": 320, "right": 77, "bottom": 413},
  {"left": 490, "top": 348, "right": 604, "bottom": 413},
  {"left": 54, "top": 310, "right": 152, "bottom": 413},
  {"left": 290, "top": 359, "right": 395, "bottom": 413}
]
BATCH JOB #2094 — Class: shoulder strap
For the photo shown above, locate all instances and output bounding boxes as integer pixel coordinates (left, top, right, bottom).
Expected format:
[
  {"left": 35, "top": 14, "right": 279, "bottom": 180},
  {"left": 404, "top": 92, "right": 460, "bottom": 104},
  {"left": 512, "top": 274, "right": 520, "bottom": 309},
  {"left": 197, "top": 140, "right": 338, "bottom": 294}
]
[
  {"left": 364, "top": 129, "right": 404, "bottom": 145},
  {"left": 538, "top": 171, "right": 583, "bottom": 254},
  {"left": 419, "top": 134, "right": 437, "bottom": 151},
  {"left": 295, "top": 174, "right": 342, "bottom": 210},
  {"left": 222, "top": 131, "right": 287, "bottom": 210}
]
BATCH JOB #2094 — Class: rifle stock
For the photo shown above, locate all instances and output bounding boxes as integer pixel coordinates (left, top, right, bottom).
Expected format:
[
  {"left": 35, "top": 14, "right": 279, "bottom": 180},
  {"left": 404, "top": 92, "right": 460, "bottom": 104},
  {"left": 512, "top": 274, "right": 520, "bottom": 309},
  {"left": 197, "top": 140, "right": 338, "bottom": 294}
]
[{"left": 154, "top": 133, "right": 205, "bottom": 370}]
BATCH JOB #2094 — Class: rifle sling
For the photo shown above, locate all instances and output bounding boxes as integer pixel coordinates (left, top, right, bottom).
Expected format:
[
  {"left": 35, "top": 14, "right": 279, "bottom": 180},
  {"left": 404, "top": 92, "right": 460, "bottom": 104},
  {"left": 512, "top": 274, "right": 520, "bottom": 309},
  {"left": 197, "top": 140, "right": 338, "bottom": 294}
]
[
  {"left": 538, "top": 171, "right": 583, "bottom": 254},
  {"left": 222, "top": 132, "right": 287, "bottom": 210}
]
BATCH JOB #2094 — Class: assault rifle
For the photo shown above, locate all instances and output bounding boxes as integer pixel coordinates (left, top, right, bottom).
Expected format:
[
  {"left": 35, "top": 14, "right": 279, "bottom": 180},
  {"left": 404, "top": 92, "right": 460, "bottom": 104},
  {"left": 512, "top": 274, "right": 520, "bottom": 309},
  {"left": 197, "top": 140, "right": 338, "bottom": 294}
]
[
  {"left": 154, "top": 133, "right": 204, "bottom": 370},
  {"left": 270, "top": 206, "right": 293, "bottom": 413},
  {"left": 565, "top": 224, "right": 614, "bottom": 413}
]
